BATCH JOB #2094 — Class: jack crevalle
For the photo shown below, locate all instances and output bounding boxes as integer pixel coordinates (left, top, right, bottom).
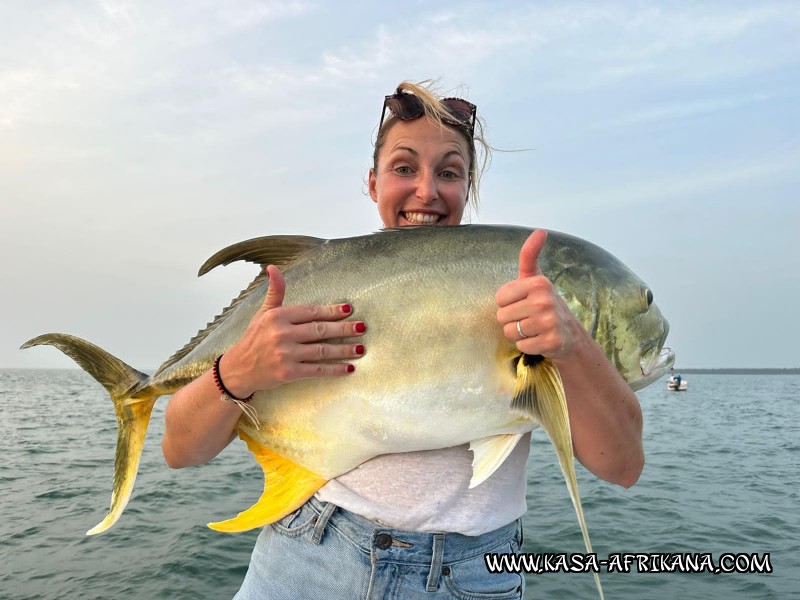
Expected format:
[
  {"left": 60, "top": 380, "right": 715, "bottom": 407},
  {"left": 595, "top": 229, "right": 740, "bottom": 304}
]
[{"left": 23, "top": 225, "right": 673, "bottom": 598}]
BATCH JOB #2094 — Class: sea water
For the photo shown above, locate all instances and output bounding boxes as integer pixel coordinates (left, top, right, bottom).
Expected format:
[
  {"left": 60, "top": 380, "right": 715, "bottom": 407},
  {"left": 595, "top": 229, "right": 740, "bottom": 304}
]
[{"left": 1, "top": 370, "right": 798, "bottom": 599}]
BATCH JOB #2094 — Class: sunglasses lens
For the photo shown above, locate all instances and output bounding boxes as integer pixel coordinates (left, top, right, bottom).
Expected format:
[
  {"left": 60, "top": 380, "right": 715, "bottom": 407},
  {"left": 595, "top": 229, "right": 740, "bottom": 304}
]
[
  {"left": 386, "top": 94, "right": 424, "bottom": 121},
  {"left": 442, "top": 98, "right": 475, "bottom": 123}
]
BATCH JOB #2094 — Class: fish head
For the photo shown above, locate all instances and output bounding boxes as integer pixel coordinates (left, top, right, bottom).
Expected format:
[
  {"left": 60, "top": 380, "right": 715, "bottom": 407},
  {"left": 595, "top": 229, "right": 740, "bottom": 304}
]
[
  {"left": 544, "top": 232, "right": 674, "bottom": 391},
  {"left": 621, "top": 288, "right": 674, "bottom": 391}
]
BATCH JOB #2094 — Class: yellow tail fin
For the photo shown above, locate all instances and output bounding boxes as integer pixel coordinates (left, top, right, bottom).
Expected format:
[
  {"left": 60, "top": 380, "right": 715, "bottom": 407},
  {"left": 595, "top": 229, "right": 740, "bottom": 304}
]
[
  {"left": 208, "top": 432, "right": 327, "bottom": 533},
  {"left": 20, "top": 333, "right": 157, "bottom": 536},
  {"left": 512, "top": 354, "right": 605, "bottom": 600}
]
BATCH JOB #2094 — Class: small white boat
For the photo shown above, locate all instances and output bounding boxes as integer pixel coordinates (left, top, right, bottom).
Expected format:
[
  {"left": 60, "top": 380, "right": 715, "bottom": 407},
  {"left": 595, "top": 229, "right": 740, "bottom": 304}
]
[{"left": 667, "top": 375, "right": 687, "bottom": 391}]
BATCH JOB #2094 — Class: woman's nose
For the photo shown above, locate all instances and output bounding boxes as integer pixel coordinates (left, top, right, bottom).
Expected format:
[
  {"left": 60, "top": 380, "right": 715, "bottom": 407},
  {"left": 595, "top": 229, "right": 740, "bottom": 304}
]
[{"left": 415, "top": 171, "right": 438, "bottom": 203}]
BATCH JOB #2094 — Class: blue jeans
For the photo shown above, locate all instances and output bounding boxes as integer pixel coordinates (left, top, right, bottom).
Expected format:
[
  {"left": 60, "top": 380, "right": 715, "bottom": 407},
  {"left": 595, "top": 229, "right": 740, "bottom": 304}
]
[{"left": 234, "top": 497, "right": 525, "bottom": 599}]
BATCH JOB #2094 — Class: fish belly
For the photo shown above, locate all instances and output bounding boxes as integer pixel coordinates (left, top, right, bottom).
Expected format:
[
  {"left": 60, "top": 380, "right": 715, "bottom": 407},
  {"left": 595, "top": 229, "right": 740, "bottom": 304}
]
[{"left": 240, "top": 337, "right": 531, "bottom": 479}]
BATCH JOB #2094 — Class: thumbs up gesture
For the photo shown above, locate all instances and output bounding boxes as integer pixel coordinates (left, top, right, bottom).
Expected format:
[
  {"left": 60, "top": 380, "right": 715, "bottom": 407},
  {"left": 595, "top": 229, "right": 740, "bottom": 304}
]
[
  {"left": 218, "top": 265, "right": 367, "bottom": 399},
  {"left": 495, "top": 230, "right": 576, "bottom": 358}
]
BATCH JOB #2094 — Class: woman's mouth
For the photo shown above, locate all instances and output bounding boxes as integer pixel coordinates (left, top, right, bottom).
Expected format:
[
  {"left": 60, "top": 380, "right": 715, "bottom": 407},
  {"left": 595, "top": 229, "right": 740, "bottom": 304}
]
[{"left": 402, "top": 211, "right": 444, "bottom": 225}]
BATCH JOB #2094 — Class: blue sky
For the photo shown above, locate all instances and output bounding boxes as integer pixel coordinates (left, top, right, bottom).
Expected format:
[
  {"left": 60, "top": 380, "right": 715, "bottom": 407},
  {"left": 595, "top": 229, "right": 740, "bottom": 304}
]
[{"left": 2, "top": 1, "right": 798, "bottom": 369}]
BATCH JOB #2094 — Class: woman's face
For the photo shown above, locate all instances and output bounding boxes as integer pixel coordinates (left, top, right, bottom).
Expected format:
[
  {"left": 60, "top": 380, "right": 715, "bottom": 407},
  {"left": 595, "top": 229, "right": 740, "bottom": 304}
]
[{"left": 369, "top": 117, "right": 470, "bottom": 228}]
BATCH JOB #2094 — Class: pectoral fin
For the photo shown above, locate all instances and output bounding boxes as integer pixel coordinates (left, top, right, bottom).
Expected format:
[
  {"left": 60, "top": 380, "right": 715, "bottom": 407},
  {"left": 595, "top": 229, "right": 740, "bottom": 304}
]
[
  {"left": 512, "top": 354, "right": 605, "bottom": 600},
  {"left": 208, "top": 432, "right": 327, "bottom": 533},
  {"left": 469, "top": 433, "right": 524, "bottom": 489}
]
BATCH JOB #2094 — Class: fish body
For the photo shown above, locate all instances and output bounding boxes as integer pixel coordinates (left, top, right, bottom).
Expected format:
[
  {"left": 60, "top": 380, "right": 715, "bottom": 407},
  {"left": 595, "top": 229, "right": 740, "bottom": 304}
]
[
  {"left": 23, "top": 225, "right": 673, "bottom": 599},
  {"left": 195, "top": 226, "right": 666, "bottom": 479}
]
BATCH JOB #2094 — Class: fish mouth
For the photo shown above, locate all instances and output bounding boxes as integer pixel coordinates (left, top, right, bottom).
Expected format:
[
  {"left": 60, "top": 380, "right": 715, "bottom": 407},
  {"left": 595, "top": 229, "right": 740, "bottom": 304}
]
[{"left": 632, "top": 347, "right": 675, "bottom": 391}]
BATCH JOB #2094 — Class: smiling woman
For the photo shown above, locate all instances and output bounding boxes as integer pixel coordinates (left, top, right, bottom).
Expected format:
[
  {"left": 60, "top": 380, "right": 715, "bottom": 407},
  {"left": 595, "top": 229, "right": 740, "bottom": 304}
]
[
  {"left": 369, "top": 82, "right": 489, "bottom": 225},
  {"left": 370, "top": 116, "right": 471, "bottom": 226},
  {"left": 157, "top": 80, "right": 644, "bottom": 600}
]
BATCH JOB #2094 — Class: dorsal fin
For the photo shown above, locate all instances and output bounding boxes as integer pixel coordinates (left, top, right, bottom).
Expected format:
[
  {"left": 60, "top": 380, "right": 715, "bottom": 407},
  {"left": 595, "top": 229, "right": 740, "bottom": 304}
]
[{"left": 198, "top": 235, "right": 326, "bottom": 276}]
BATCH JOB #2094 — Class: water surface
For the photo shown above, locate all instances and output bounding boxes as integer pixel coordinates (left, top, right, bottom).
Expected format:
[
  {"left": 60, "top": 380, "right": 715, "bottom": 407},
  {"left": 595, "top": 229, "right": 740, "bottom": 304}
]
[{"left": 1, "top": 371, "right": 797, "bottom": 599}]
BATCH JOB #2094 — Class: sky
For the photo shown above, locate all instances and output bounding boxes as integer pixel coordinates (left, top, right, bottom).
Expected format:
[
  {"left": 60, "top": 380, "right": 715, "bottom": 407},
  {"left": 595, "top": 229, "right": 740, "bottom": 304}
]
[{"left": 2, "top": 1, "right": 798, "bottom": 370}]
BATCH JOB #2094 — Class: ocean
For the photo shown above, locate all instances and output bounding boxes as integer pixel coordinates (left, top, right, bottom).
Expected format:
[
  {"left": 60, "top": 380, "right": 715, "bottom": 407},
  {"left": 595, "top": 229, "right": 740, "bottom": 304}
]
[{"left": 1, "top": 370, "right": 798, "bottom": 599}]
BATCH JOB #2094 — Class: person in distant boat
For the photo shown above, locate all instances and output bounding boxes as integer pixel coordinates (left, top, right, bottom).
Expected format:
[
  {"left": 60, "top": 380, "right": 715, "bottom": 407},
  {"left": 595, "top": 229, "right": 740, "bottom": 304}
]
[
  {"left": 161, "top": 81, "right": 645, "bottom": 599},
  {"left": 669, "top": 367, "right": 682, "bottom": 389}
]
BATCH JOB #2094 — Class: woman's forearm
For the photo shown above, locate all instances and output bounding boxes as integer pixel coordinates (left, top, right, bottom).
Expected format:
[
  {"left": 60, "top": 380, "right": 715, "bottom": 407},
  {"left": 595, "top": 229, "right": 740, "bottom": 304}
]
[
  {"left": 162, "top": 363, "right": 244, "bottom": 469},
  {"left": 555, "top": 324, "right": 644, "bottom": 488}
]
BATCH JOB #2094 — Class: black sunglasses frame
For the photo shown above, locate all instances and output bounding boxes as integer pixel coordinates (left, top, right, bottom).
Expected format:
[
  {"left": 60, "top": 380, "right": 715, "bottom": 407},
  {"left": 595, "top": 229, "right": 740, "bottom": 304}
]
[{"left": 378, "top": 91, "right": 477, "bottom": 136}]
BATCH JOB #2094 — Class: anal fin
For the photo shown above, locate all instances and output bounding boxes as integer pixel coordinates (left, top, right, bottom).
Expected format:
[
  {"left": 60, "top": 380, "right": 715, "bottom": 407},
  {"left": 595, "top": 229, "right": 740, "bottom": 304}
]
[
  {"left": 208, "top": 432, "right": 327, "bottom": 533},
  {"left": 469, "top": 433, "right": 524, "bottom": 489}
]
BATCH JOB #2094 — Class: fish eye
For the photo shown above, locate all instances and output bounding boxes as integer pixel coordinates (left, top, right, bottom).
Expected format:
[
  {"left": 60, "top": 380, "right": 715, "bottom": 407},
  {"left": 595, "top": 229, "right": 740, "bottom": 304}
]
[{"left": 644, "top": 288, "right": 654, "bottom": 307}]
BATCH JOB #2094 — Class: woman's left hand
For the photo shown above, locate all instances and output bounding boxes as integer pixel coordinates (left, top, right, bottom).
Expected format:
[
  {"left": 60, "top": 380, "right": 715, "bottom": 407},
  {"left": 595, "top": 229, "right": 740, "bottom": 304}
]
[
  {"left": 495, "top": 229, "right": 578, "bottom": 358},
  {"left": 496, "top": 229, "right": 644, "bottom": 487}
]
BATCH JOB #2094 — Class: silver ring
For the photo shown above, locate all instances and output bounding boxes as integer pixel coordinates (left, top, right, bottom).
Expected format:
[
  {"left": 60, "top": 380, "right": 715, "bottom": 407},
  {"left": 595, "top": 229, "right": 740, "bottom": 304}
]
[{"left": 516, "top": 320, "right": 527, "bottom": 339}]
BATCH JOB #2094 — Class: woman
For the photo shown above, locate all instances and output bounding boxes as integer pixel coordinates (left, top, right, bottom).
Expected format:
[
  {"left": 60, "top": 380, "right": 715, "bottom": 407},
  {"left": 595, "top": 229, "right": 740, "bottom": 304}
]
[{"left": 162, "top": 81, "right": 644, "bottom": 599}]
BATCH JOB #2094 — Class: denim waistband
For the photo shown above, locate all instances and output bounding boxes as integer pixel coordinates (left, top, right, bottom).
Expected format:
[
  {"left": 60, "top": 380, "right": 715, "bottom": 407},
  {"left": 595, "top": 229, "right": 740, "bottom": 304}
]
[{"left": 302, "top": 496, "right": 522, "bottom": 567}]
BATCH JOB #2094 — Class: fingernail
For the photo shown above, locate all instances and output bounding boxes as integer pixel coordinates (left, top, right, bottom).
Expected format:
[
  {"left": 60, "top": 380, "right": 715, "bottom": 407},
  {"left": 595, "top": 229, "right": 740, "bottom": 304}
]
[
  {"left": 355, "top": 344, "right": 365, "bottom": 355},
  {"left": 347, "top": 364, "right": 355, "bottom": 373},
  {"left": 355, "top": 322, "right": 366, "bottom": 334},
  {"left": 341, "top": 304, "right": 352, "bottom": 314}
]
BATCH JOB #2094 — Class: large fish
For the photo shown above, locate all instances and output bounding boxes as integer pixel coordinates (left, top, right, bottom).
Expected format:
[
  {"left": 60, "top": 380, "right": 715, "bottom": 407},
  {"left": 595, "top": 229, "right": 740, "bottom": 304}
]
[{"left": 23, "top": 225, "right": 672, "bottom": 597}]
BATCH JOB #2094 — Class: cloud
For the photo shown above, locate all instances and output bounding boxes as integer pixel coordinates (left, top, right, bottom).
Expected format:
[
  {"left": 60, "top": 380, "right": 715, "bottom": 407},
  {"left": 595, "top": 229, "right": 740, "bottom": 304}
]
[
  {"left": 306, "top": 3, "right": 800, "bottom": 99},
  {"left": 547, "top": 151, "right": 800, "bottom": 211},
  {"left": 70, "top": 0, "right": 313, "bottom": 45},
  {"left": 600, "top": 93, "right": 775, "bottom": 129},
  {"left": 6, "top": 2, "right": 794, "bottom": 145}
]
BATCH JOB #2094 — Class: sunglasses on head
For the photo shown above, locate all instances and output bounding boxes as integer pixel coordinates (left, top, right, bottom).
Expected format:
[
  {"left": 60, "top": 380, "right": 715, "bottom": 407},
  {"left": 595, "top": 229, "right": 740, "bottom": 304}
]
[{"left": 379, "top": 90, "right": 477, "bottom": 136}]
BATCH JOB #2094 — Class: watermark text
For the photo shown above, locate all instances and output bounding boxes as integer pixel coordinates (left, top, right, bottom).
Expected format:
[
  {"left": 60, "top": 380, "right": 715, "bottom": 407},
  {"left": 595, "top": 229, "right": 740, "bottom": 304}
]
[{"left": 484, "top": 552, "right": 773, "bottom": 575}]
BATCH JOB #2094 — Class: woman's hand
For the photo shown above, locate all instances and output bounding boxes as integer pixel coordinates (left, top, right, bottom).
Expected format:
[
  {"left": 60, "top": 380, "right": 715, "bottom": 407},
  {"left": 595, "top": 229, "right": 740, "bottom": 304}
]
[
  {"left": 219, "top": 265, "right": 367, "bottom": 399},
  {"left": 162, "top": 264, "right": 366, "bottom": 468},
  {"left": 494, "top": 230, "right": 644, "bottom": 487},
  {"left": 495, "top": 230, "right": 579, "bottom": 358}
]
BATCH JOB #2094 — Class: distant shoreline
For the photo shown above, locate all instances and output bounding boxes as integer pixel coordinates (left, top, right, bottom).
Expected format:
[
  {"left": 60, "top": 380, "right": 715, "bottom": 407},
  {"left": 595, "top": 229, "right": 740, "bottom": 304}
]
[
  {"left": 3, "top": 367, "right": 800, "bottom": 375},
  {"left": 671, "top": 368, "right": 800, "bottom": 375}
]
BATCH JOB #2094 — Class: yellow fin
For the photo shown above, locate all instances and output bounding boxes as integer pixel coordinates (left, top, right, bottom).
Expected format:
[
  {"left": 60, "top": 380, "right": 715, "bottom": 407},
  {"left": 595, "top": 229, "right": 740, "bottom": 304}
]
[
  {"left": 512, "top": 355, "right": 605, "bottom": 600},
  {"left": 20, "top": 333, "right": 157, "bottom": 536},
  {"left": 208, "top": 432, "right": 327, "bottom": 533},
  {"left": 86, "top": 397, "right": 157, "bottom": 535},
  {"left": 468, "top": 433, "right": 524, "bottom": 489}
]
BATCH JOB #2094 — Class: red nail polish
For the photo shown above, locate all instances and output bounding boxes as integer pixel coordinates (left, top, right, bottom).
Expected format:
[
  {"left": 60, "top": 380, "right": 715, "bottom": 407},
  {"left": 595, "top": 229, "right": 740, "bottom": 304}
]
[
  {"left": 347, "top": 364, "right": 355, "bottom": 373},
  {"left": 355, "top": 344, "right": 365, "bottom": 355},
  {"left": 341, "top": 304, "right": 352, "bottom": 314},
  {"left": 355, "top": 322, "right": 366, "bottom": 333}
]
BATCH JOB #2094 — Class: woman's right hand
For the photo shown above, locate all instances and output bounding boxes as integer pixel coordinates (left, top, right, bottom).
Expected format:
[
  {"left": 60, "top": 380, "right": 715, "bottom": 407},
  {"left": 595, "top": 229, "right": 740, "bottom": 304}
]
[
  {"left": 219, "top": 264, "right": 366, "bottom": 399},
  {"left": 162, "top": 264, "right": 365, "bottom": 468}
]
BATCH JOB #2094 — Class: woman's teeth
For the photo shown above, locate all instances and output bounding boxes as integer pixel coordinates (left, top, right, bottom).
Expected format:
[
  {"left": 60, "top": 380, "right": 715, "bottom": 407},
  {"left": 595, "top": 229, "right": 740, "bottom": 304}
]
[{"left": 403, "top": 212, "right": 442, "bottom": 224}]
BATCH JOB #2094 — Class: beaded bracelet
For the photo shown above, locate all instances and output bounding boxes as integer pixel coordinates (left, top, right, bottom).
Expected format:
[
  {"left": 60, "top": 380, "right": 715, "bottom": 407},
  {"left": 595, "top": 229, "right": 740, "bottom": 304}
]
[
  {"left": 212, "top": 354, "right": 254, "bottom": 402},
  {"left": 213, "top": 355, "right": 260, "bottom": 428}
]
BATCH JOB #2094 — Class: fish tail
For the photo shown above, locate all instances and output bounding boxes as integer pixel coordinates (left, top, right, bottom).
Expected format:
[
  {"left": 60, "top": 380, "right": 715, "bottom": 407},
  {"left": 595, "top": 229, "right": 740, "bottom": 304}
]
[
  {"left": 21, "top": 333, "right": 157, "bottom": 536},
  {"left": 512, "top": 354, "right": 605, "bottom": 600},
  {"left": 208, "top": 432, "right": 327, "bottom": 533}
]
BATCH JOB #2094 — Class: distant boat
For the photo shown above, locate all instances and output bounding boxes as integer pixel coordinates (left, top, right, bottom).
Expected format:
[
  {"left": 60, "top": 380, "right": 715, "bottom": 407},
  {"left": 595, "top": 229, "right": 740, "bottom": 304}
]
[{"left": 667, "top": 374, "right": 687, "bottom": 391}]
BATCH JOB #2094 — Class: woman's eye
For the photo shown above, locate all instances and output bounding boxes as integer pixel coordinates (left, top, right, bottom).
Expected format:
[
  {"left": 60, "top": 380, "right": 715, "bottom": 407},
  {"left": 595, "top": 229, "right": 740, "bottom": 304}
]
[
  {"left": 440, "top": 170, "right": 458, "bottom": 180},
  {"left": 394, "top": 166, "right": 412, "bottom": 175}
]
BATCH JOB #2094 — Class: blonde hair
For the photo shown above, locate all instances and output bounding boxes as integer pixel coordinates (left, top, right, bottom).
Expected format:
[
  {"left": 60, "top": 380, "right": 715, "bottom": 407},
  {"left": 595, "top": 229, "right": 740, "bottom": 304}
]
[{"left": 372, "top": 80, "right": 491, "bottom": 216}]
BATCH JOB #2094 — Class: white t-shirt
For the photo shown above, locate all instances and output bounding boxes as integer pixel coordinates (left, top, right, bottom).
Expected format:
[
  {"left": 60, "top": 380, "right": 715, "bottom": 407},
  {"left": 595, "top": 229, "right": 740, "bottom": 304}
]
[{"left": 315, "top": 432, "right": 531, "bottom": 536}]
